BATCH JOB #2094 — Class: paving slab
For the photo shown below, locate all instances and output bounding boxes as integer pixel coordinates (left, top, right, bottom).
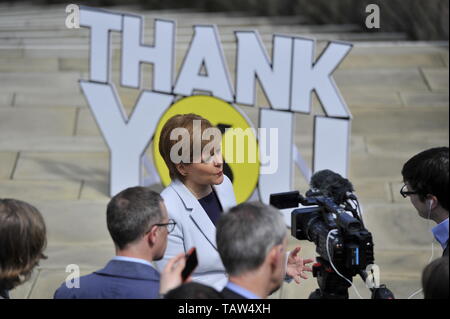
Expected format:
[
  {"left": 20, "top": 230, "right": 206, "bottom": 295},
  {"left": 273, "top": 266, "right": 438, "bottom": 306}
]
[
  {"left": 400, "top": 91, "right": 449, "bottom": 107},
  {"left": 0, "top": 107, "right": 77, "bottom": 137},
  {"left": 75, "top": 108, "right": 102, "bottom": 137},
  {"left": 79, "top": 179, "right": 110, "bottom": 200},
  {"left": 32, "top": 199, "right": 111, "bottom": 245},
  {"left": 0, "top": 29, "right": 90, "bottom": 39},
  {"left": 293, "top": 134, "right": 367, "bottom": 156},
  {"left": 352, "top": 178, "right": 392, "bottom": 204},
  {"left": 349, "top": 153, "right": 409, "bottom": 181},
  {"left": 366, "top": 134, "right": 449, "bottom": 158},
  {"left": 341, "top": 89, "right": 403, "bottom": 108},
  {"left": 0, "top": 92, "right": 13, "bottom": 107},
  {"left": 40, "top": 243, "right": 114, "bottom": 269},
  {"left": 441, "top": 52, "right": 449, "bottom": 67},
  {"left": 23, "top": 47, "right": 90, "bottom": 59},
  {"left": 0, "top": 57, "right": 59, "bottom": 72},
  {"left": 334, "top": 68, "right": 430, "bottom": 91},
  {"left": 351, "top": 107, "right": 449, "bottom": 136},
  {"left": 0, "top": 151, "right": 17, "bottom": 179},
  {"left": 0, "top": 179, "right": 81, "bottom": 201},
  {"left": 13, "top": 151, "right": 109, "bottom": 181},
  {"left": 14, "top": 91, "right": 86, "bottom": 107},
  {"left": 340, "top": 52, "right": 446, "bottom": 69},
  {"left": 351, "top": 43, "right": 449, "bottom": 55},
  {"left": 361, "top": 203, "right": 436, "bottom": 250},
  {"left": 0, "top": 72, "right": 81, "bottom": 92},
  {"left": 0, "top": 47, "right": 25, "bottom": 58},
  {"left": 0, "top": 136, "right": 107, "bottom": 152},
  {"left": 421, "top": 67, "right": 450, "bottom": 92},
  {"left": 59, "top": 57, "right": 90, "bottom": 73},
  {"left": 75, "top": 99, "right": 142, "bottom": 137}
]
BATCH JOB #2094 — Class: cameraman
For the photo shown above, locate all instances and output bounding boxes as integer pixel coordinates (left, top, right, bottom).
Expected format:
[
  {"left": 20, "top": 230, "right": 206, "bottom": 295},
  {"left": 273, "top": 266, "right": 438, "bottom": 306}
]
[{"left": 401, "top": 147, "right": 449, "bottom": 257}]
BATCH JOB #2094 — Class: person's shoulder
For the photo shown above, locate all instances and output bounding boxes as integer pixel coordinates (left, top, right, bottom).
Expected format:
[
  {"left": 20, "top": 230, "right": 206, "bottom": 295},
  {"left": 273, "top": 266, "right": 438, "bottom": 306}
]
[
  {"left": 161, "top": 183, "right": 185, "bottom": 216},
  {"left": 216, "top": 174, "right": 236, "bottom": 206},
  {"left": 53, "top": 272, "right": 99, "bottom": 299},
  {"left": 54, "top": 273, "right": 160, "bottom": 299},
  {"left": 217, "top": 174, "right": 233, "bottom": 193},
  {"left": 161, "top": 181, "right": 174, "bottom": 196},
  {"left": 220, "top": 287, "right": 247, "bottom": 299},
  {"left": 222, "top": 174, "right": 232, "bottom": 187}
]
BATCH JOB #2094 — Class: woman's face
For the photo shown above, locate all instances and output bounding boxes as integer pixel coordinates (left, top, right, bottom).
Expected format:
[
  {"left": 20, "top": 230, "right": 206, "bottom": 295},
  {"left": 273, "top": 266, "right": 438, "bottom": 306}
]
[{"left": 180, "top": 146, "right": 224, "bottom": 186}]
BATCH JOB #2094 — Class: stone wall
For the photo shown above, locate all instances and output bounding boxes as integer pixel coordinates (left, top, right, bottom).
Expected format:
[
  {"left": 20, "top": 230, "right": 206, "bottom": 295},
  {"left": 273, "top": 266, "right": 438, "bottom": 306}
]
[{"left": 5, "top": 0, "right": 447, "bottom": 40}]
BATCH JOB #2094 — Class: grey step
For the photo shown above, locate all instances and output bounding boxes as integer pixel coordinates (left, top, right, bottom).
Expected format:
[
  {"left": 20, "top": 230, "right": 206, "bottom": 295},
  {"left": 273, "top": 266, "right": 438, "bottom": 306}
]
[
  {"left": 0, "top": 24, "right": 361, "bottom": 40},
  {"left": 0, "top": 72, "right": 82, "bottom": 91},
  {"left": 0, "top": 32, "right": 408, "bottom": 49},
  {"left": 0, "top": 11, "right": 306, "bottom": 28}
]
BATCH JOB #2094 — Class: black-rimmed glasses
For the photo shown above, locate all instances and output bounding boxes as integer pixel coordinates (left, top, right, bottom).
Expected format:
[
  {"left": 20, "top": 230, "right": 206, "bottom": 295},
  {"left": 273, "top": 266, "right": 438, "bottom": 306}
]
[
  {"left": 149, "top": 219, "right": 177, "bottom": 234},
  {"left": 400, "top": 184, "right": 417, "bottom": 198}
]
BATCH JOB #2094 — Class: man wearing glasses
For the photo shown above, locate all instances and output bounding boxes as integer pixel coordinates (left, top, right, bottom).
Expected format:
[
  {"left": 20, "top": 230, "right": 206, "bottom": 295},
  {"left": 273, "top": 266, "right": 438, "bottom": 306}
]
[
  {"left": 401, "top": 147, "right": 449, "bottom": 257},
  {"left": 54, "top": 187, "right": 187, "bottom": 298}
]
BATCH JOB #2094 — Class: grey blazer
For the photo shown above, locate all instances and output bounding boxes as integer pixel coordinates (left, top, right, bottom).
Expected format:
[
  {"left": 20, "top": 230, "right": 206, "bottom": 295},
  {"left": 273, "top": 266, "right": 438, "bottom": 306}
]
[{"left": 154, "top": 175, "right": 236, "bottom": 291}]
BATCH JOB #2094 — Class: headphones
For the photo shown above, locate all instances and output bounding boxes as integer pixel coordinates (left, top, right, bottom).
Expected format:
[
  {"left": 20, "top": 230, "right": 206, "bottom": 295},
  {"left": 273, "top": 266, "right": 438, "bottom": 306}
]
[{"left": 427, "top": 199, "right": 434, "bottom": 211}]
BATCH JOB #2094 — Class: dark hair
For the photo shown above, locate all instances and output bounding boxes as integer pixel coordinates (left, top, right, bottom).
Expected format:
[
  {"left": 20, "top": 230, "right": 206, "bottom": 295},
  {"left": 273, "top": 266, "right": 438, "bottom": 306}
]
[
  {"left": 0, "top": 199, "right": 47, "bottom": 291},
  {"left": 422, "top": 257, "right": 449, "bottom": 299},
  {"left": 107, "top": 187, "right": 164, "bottom": 250},
  {"left": 164, "top": 282, "right": 222, "bottom": 299},
  {"left": 402, "top": 147, "right": 449, "bottom": 211}
]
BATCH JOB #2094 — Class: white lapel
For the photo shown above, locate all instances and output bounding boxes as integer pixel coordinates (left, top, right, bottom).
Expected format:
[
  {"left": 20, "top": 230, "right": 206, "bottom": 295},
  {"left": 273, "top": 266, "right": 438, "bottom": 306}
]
[
  {"left": 169, "top": 179, "right": 218, "bottom": 250},
  {"left": 213, "top": 175, "right": 236, "bottom": 213}
]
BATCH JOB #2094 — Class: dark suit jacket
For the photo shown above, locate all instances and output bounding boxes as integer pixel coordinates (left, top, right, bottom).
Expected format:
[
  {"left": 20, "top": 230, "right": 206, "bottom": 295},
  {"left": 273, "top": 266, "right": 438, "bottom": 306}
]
[
  {"left": 54, "top": 260, "right": 160, "bottom": 299},
  {"left": 0, "top": 289, "right": 9, "bottom": 299},
  {"left": 443, "top": 241, "right": 449, "bottom": 257},
  {"left": 220, "top": 287, "right": 247, "bottom": 299}
]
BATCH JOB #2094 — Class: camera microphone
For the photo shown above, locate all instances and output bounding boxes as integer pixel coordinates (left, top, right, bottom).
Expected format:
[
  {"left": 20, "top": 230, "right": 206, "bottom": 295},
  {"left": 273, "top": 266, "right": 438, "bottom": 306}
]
[{"left": 310, "top": 169, "right": 356, "bottom": 205}]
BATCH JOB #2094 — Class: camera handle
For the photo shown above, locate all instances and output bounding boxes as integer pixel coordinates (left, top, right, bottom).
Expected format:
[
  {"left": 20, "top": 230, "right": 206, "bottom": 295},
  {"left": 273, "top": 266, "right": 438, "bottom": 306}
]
[{"left": 358, "top": 270, "right": 395, "bottom": 299}]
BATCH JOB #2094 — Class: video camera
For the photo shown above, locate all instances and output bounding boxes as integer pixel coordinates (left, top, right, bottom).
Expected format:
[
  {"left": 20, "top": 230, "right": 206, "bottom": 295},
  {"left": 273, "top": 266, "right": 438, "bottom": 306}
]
[
  {"left": 270, "top": 170, "right": 394, "bottom": 299},
  {"left": 271, "top": 189, "right": 374, "bottom": 275}
]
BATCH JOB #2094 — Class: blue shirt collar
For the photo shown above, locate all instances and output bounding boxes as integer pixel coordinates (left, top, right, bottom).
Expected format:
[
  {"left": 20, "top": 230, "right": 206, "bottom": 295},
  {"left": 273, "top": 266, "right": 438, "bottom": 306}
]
[
  {"left": 431, "top": 218, "right": 449, "bottom": 249},
  {"left": 112, "top": 256, "right": 155, "bottom": 269},
  {"left": 225, "top": 282, "right": 261, "bottom": 299}
]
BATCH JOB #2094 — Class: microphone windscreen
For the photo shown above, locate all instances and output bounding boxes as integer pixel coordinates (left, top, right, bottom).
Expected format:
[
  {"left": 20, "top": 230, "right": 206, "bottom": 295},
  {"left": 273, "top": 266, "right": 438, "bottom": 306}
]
[{"left": 310, "top": 169, "right": 354, "bottom": 204}]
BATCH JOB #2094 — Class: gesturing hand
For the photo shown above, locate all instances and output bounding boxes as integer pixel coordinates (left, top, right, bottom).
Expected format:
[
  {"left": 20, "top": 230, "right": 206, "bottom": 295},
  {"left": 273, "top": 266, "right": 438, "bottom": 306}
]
[{"left": 286, "top": 246, "right": 314, "bottom": 284}]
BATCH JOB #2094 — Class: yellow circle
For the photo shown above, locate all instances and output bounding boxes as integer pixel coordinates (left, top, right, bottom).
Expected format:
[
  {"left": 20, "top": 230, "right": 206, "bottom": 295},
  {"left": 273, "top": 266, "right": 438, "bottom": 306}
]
[{"left": 152, "top": 95, "right": 260, "bottom": 203}]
